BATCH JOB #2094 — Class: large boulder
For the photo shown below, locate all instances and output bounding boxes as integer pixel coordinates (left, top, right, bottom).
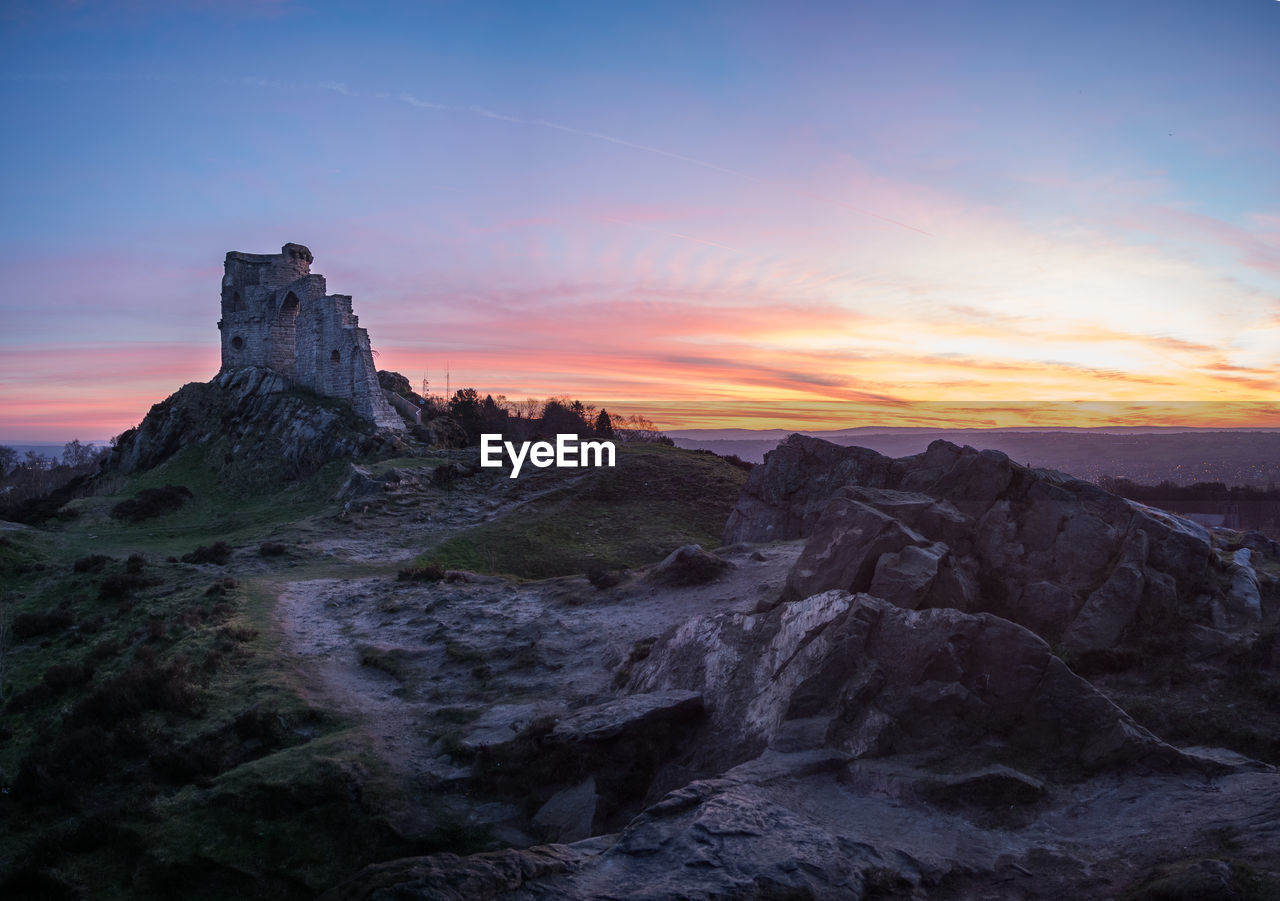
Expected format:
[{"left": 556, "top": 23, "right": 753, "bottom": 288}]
[
  {"left": 647, "top": 545, "right": 730, "bottom": 587},
  {"left": 727, "top": 435, "right": 1229, "bottom": 650},
  {"left": 628, "top": 592, "right": 1191, "bottom": 774},
  {"left": 722, "top": 437, "right": 900, "bottom": 542}
]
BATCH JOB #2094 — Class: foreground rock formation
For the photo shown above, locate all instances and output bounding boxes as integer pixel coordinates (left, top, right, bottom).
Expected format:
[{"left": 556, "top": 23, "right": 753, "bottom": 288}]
[
  {"left": 727, "top": 435, "right": 1268, "bottom": 649},
  {"left": 322, "top": 437, "right": 1280, "bottom": 899}
]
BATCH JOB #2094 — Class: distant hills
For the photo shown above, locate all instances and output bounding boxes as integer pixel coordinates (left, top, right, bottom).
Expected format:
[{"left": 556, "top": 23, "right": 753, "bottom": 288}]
[{"left": 668, "top": 427, "right": 1280, "bottom": 487}]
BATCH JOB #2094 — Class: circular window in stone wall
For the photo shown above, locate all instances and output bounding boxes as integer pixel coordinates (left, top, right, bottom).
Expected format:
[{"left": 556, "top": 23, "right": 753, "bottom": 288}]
[
  {"left": 330, "top": 349, "right": 341, "bottom": 363},
  {"left": 231, "top": 336, "right": 245, "bottom": 351}
]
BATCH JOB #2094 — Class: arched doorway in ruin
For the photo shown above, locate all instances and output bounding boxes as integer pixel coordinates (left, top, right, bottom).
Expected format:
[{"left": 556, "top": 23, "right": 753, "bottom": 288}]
[{"left": 269, "top": 291, "right": 300, "bottom": 375}]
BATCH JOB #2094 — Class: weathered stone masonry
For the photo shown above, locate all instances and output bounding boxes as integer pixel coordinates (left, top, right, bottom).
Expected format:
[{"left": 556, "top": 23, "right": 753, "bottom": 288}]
[{"left": 217, "top": 243, "right": 403, "bottom": 430}]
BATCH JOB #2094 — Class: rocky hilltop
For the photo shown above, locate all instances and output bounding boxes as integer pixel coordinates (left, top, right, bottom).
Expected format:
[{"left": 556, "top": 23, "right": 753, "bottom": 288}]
[
  {"left": 110, "top": 366, "right": 410, "bottom": 482},
  {"left": 326, "top": 436, "right": 1280, "bottom": 900}
]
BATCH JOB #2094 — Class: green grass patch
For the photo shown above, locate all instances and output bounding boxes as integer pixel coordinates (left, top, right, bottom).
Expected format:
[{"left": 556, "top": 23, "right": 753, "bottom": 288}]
[
  {"left": 44, "top": 445, "right": 347, "bottom": 562},
  {"left": 0, "top": 457, "right": 433, "bottom": 900},
  {"left": 412, "top": 443, "right": 746, "bottom": 579}
]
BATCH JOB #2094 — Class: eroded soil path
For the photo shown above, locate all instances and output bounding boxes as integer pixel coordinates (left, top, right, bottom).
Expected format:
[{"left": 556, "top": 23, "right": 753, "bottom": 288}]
[{"left": 269, "top": 465, "right": 799, "bottom": 802}]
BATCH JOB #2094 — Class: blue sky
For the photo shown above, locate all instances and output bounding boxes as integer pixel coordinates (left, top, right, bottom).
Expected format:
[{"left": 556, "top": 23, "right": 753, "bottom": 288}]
[{"left": 2, "top": 0, "right": 1277, "bottom": 439}]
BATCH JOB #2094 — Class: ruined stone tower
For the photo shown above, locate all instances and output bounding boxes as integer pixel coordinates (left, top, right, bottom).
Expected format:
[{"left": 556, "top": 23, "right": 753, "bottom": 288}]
[{"left": 217, "top": 243, "right": 404, "bottom": 430}]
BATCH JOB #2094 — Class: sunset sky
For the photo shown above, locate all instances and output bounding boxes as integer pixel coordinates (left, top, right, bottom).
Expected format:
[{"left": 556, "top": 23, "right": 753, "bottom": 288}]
[{"left": 2, "top": 0, "right": 1278, "bottom": 441}]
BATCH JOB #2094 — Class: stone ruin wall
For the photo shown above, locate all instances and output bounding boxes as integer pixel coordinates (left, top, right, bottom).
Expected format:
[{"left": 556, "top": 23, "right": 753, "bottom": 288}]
[{"left": 217, "top": 243, "right": 404, "bottom": 430}]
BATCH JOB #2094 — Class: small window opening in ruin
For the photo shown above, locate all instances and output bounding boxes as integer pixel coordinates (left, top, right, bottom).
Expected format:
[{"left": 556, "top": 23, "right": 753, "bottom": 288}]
[
  {"left": 330, "top": 349, "right": 341, "bottom": 363},
  {"left": 231, "top": 336, "right": 245, "bottom": 351},
  {"left": 232, "top": 291, "right": 245, "bottom": 312}
]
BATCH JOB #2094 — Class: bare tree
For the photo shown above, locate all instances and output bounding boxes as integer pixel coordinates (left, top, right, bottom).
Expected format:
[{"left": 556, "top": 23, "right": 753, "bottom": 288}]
[
  {"left": 62, "top": 439, "right": 96, "bottom": 468},
  {"left": 614, "top": 414, "right": 669, "bottom": 444}
]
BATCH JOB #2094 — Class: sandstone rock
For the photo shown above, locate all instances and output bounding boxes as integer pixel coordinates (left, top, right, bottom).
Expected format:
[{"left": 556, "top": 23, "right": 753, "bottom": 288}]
[
  {"left": 532, "top": 776, "right": 599, "bottom": 843},
  {"left": 916, "top": 763, "right": 1047, "bottom": 828},
  {"left": 647, "top": 544, "right": 729, "bottom": 587},
  {"left": 868, "top": 541, "right": 947, "bottom": 609},
  {"left": 782, "top": 495, "right": 927, "bottom": 601},
  {"left": 112, "top": 366, "right": 410, "bottom": 481},
  {"left": 630, "top": 592, "right": 1189, "bottom": 774},
  {"left": 548, "top": 690, "right": 703, "bottom": 744},
  {"left": 1013, "top": 579, "right": 1079, "bottom": 640},
  {"left": 324, "top": 753, "right": 1280, "bottom": 901},
  {"left": 1243, "top": 530, "right": 1280, "bottom": 558},
  {"left": 1062, "top": 562, "right": 1145, "bottom": 651},
  {"left": 722, "top": 436, "right": 900, "bottom": 543},
  {"left": 462, "top": 703, "right": 565, "bottom": 752},
  {"left": 462, "top": 692, "right": 705, "bottom": 843},
  {"left": 1225, "top": 547, "right": 1263, "bottom": 623},
  {"left": 1185, "top": 624, "right": 1250, "bottom": 661},
  {"left": 729, "top": 435, "right": 1223, "bottom": 650},
  {"left": 318, "top": 843, "right": 593, "bottom": 901}
]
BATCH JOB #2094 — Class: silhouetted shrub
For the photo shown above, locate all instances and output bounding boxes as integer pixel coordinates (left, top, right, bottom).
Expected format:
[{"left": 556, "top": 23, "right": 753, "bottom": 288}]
[
  {"left": 78, "top": 615, "right": 104, "bottom": 634},
  {"left": 125, "top": 553, "right": 147, "bottom": 574},
  {"left": 204, "top": 577, "right": 238, "bottom": 596},
  {"left": 109, "top": 484, "right": 192, "bottom": 522},
  {"left": 68, "top": 655, "right": 197, "bottom": 729},
  {"left": 217, "top": 624, "right": 258, "bottom": 643},
  {"left": 3, "top": 474, "right": 90, "bottom": 526},
  {"left": 73, "top": 554, "right": 112, "bottom": 573},
  {"left": 98, "top": 571, "right": 159, "bottom": 601},
  {"left": 10, "top": 754, "right": 76, "bottom": 806},
  {"left": 12, "top": 608, "right": 74, "bottom": 640},
  {"left": 5, "top": 682, "right": 56, "bottom": 712},
  {"left": 146, "top": 615, "right": 167, "bottom": 643},
  {"left": 86, "top": 638, "right": 122, "bottom": 663},
  {"left": 259, "top": 541, "right": 287, "bottom": 556},
  {"left": 181, "top": 542, "right": 232, "bottom": 565},
  {"left": 398, "top": 564, "right": 446, "bottom": 582},
  {"left": 43, "top": 662, "right": 94, "bottom": 690}
]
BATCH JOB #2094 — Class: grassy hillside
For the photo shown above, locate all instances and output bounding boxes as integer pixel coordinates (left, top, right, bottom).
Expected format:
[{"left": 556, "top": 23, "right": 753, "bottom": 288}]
[
  {"left": 0, "top": 440, "right": 748, "bottom": 899},
  {"left": 412, "top": 443, "right": 749, "bottom": 579},
  {"left": 0, "top": 451, "right": 431, "bottom": 900}
]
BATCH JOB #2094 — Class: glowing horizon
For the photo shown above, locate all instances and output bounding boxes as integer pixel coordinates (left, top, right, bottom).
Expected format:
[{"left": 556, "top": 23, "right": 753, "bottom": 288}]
[{"left": 2, "top": 2, "right": 1277, "bottom": 442}]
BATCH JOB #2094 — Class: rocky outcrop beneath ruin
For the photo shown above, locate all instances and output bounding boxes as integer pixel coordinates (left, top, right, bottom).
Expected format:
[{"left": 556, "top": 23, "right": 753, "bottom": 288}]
[
  {"left": 111, "top": 366, "right": 409, "bottom": 480},
  {"left": 724, "top": 435, "right": 1261, "bottom": 651}
]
